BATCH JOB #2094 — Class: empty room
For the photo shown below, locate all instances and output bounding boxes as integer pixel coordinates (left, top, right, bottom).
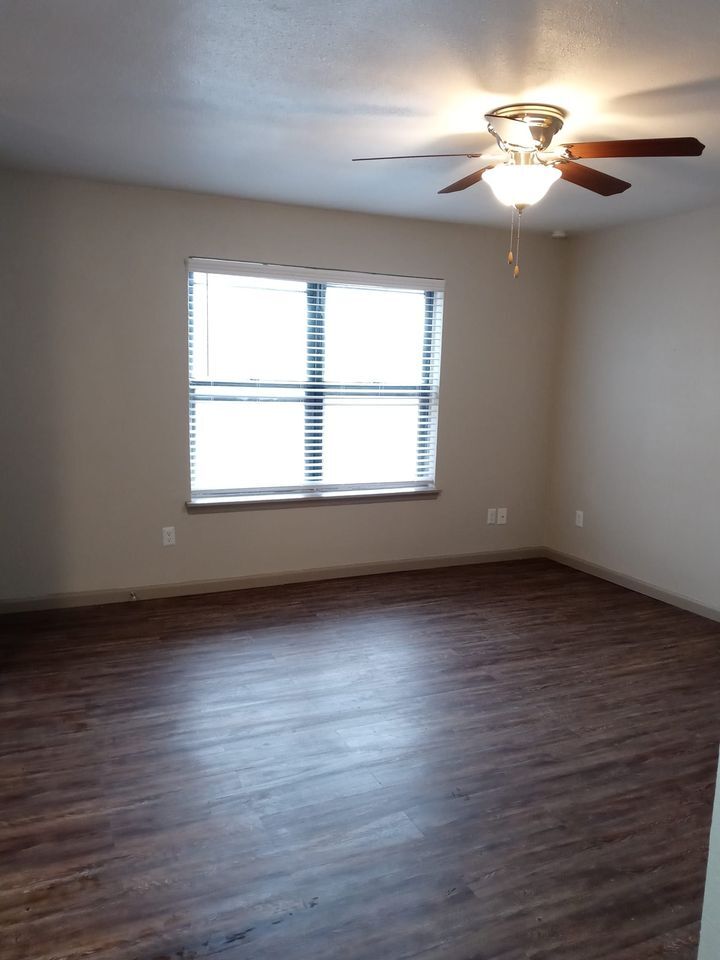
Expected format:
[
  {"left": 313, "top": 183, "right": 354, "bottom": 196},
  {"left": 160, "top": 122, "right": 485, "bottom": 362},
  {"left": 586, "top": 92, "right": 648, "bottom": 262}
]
[{"left": 2, "top": 2, "right": 720, "bottom": 958}]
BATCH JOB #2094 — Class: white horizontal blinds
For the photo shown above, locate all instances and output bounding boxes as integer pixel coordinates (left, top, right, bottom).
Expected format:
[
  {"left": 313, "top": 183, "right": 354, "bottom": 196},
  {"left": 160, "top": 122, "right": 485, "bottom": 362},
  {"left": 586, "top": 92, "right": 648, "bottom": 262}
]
[
  {"left": 189, "top": 272, "right": 308, "bottom": 492},
  {"left": 188, "top": 261, "right": 444, "bottom": 497}
]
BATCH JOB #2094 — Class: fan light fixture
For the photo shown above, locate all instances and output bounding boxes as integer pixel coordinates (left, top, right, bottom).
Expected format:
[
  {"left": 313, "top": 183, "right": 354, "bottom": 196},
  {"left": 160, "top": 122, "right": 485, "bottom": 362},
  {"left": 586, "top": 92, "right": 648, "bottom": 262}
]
[
  {"left": 353, "top": 100, "right": 706, "bottom": 279},
  {"left": 482, "top": 162, "right": 561, "bottom": 209}
]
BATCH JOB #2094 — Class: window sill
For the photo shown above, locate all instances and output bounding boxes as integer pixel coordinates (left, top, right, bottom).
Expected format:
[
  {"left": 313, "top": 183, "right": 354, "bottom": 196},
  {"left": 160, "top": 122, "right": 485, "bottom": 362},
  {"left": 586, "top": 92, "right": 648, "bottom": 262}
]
[{"left": 186, "top": 487, "right": 441, "bottom": 512}]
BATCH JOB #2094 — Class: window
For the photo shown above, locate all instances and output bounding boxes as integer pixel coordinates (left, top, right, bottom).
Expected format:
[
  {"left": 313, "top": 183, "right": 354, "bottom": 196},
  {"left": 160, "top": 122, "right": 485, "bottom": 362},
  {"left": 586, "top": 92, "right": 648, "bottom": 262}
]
[{"left": 187, "top": 259, "right": 444, "bottom": 504}]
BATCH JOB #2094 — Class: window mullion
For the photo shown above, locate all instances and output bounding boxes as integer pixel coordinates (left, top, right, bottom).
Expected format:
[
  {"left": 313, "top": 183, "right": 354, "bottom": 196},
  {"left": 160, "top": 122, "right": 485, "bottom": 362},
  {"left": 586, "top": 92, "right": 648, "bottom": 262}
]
[{"left": 305, "top": 281, "right": 326, "bottom": 483}]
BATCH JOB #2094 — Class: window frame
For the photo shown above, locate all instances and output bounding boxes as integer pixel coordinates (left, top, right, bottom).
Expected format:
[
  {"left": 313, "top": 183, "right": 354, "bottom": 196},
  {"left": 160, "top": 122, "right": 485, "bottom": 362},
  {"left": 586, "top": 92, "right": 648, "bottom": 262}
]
[{"left": 186, "top": 258, "right": 445, "bottom": 509}]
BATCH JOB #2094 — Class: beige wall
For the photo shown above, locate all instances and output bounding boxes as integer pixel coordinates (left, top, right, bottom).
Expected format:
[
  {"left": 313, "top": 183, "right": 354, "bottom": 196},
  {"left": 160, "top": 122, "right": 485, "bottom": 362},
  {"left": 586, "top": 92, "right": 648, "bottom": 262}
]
[
  {"left": 547, "top": 204, "right": 720, "bottom": 611},
  {"left": 0, "top": 170, "right": 565, "bottom": 602}
]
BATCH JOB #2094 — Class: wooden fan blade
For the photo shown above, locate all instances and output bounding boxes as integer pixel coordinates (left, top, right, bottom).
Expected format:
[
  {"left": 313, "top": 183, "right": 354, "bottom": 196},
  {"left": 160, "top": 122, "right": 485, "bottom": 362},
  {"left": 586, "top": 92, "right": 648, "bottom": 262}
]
[
  {"left": 437, "top": 165, "right": 495, "bottom": 194},
  {"left": 352, "top": 152, "right": 484, "bottom": 161},
  {"left": 562, "top": 137, "right": 705, "bottom": 159},
  {"left": 558, "top": 160, "right": 631, "bottom": 196}
]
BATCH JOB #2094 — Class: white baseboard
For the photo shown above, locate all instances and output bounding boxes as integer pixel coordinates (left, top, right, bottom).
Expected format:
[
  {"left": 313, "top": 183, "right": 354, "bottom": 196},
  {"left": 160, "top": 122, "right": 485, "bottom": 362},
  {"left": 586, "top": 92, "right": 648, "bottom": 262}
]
[
  {"left": 4, "top": 547, "right": 719, "bottom": 623},
  {"left": 0, "top": 546, "right": 545, "bottom": 614},
  {"left": 546, "top": 549, "right": 720, "bottom": 624}
]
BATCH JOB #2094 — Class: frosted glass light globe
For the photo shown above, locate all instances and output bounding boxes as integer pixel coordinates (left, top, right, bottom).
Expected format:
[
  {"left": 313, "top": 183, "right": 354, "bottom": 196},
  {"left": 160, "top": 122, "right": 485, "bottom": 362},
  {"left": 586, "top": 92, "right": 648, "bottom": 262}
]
[{"left": 482, "top": 163, "right": 561, "bottom": 207}]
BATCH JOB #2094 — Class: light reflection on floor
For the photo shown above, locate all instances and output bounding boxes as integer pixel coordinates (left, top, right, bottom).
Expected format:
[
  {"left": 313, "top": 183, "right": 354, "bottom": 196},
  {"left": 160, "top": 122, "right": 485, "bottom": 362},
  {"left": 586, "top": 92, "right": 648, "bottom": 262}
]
[{"left": 177, "top": 612, "right": 431, "bottom": 799}]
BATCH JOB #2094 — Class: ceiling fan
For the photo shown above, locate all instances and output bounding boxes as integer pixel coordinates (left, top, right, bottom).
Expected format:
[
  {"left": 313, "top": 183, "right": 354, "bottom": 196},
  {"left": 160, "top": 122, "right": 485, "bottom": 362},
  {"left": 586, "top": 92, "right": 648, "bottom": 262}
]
[{"left": 353, "top": 103, "right": 705, "bottom": 276}]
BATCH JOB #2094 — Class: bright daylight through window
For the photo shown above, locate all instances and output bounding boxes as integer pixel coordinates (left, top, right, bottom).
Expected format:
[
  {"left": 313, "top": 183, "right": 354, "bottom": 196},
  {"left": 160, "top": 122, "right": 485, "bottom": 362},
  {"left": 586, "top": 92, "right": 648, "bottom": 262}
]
[{"left": 187, "top": 259, "right": 444, "bottom": 503}]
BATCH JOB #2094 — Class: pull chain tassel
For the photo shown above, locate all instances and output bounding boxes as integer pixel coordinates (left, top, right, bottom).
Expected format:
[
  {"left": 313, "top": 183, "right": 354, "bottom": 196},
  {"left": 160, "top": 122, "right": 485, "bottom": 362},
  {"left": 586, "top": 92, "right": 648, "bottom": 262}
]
[
  {"left": 507, "top": 206, "right": 516, "bottom": 265},
  {"left": 513, "top": 207, "right": 522, "bottom": 279}
]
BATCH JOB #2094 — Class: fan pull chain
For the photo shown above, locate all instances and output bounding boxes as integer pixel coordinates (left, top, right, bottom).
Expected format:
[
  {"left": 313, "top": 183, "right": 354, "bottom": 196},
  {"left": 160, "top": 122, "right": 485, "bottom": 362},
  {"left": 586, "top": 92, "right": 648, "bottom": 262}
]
[
  {"left": 507, "top": 206, "right": 516, "bottom": 265},
  {"left": 513, "top": 207, "right": 522, "bottom": 279}
]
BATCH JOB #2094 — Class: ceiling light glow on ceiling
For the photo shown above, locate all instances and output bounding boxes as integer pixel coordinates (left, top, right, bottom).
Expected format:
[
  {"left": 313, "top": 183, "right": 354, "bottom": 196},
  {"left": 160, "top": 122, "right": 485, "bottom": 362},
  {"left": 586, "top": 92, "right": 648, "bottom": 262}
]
[{"left": 482, "top": 163, "right": 561, "bottom": 208}]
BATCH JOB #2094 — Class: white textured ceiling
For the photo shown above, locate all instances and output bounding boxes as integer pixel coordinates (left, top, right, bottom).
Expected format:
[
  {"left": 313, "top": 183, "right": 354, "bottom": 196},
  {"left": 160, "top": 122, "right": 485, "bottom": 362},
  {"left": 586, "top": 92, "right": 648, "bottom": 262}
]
[{"left": 1, "top": 0, "right": 719, "bottom": 231}]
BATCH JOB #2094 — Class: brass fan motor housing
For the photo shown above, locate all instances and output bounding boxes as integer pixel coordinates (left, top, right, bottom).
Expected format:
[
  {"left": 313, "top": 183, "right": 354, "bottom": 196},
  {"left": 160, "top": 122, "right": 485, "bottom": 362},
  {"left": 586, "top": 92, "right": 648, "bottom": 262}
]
[{"left": 489, "top": 103, "right": 567, "bottom": 152}]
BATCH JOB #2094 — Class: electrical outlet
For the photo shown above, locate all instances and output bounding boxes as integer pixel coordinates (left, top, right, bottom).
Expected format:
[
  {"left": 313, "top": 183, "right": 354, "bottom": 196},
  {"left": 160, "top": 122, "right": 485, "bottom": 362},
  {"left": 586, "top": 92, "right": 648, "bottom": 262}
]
[
  {"left": 575, "top": 510, "right": 584, "bottom": 528},
  {"left": 162, "top": 526, "right": 176, "bottom": 546},
  {"left": 497, "top": 507, "right": 508, "bottom": 525},
  {"left": 487, "top": 507, "right": 497, "bottom": 525}
]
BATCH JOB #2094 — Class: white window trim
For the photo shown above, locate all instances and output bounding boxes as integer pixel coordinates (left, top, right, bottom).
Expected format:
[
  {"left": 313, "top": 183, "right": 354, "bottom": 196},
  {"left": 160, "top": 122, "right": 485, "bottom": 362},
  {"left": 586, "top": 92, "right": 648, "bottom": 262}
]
[{"left": 186, "top": 485, "right": 441, "bottom": 511}]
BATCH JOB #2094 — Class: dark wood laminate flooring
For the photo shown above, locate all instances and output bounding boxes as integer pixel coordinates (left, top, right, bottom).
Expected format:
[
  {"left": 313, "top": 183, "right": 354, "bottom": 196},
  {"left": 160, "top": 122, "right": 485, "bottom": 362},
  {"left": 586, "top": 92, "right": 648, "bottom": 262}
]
[{"left": 1, "top": 559, "right": 719, "bottom": 960}]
